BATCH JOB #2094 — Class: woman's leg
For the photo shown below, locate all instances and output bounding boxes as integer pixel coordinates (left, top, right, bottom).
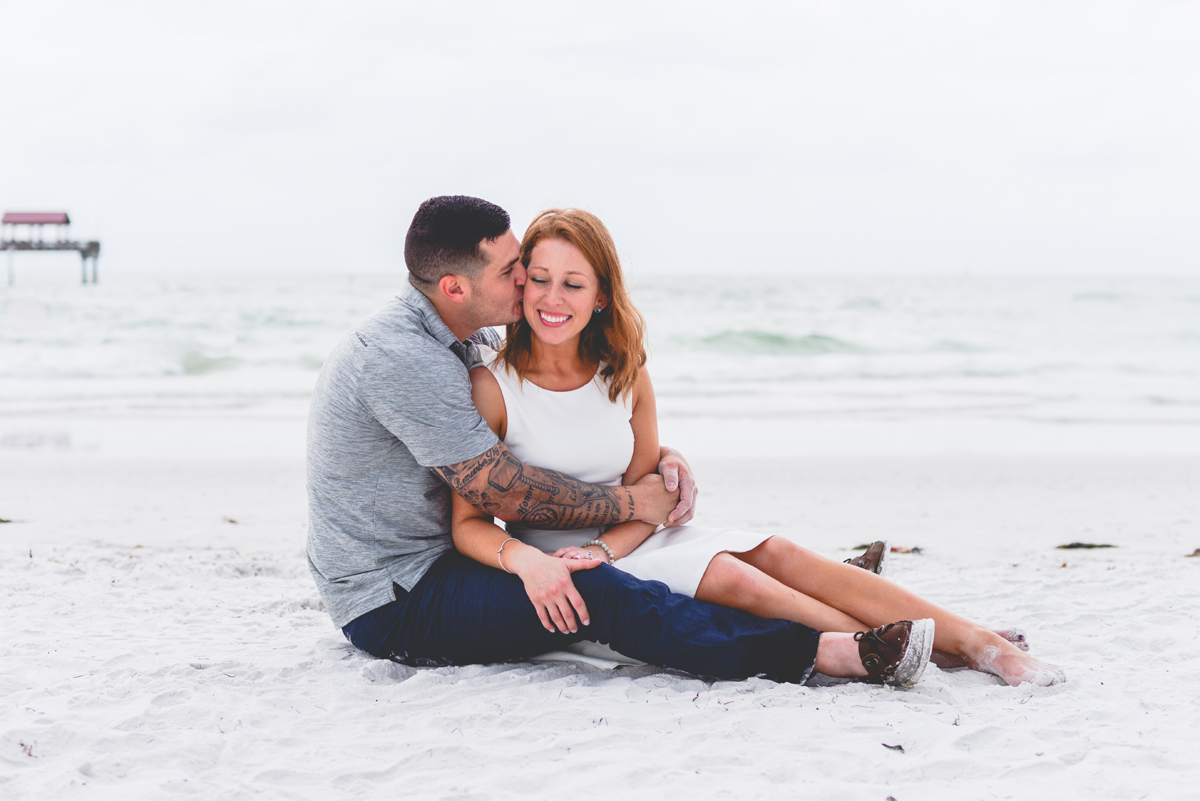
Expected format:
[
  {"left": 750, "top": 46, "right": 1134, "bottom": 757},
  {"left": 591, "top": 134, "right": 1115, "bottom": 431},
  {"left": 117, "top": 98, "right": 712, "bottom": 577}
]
[
  {"left": 693, "top": 562, "right": 932, "bottom": 686},
  {"left": 726, "top": 537, "right": 1064, "bottom": 686},
  {"left": 695, "top": 552, "right": 869, "bottom": 633},
  {"left": 696, "top": 552, "right": 965, "bottom": 670}
]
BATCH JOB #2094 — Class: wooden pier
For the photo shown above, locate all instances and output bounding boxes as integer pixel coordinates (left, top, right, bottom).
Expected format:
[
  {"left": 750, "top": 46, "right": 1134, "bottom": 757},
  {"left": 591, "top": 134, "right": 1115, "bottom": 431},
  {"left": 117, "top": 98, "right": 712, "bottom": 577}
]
[{"left": 2, "top": 212, "right": 101, "bottom": 285}]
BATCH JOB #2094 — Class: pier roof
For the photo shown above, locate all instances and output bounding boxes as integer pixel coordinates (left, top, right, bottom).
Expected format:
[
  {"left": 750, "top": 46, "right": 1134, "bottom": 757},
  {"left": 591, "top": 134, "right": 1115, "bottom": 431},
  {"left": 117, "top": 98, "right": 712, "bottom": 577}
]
[{"left": 3, "top": 212, "right": 70, "bottom": 225}]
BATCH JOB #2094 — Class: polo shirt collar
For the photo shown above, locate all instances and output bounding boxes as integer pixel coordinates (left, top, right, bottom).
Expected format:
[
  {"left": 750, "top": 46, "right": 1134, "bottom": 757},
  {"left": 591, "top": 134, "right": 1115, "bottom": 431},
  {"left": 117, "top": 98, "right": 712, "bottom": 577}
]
[
  {"left": 401, "top": 285, "right": 459, "bottom": 345},
  {"left": 401, "top": 285, "right": 478, "bottom": 364}
]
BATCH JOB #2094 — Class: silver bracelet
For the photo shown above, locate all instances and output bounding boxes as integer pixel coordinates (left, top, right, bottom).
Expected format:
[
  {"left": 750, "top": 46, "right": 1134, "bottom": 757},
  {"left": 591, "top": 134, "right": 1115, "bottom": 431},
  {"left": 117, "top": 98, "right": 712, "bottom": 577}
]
[
  {"left": 497, "top": 537, "right": 519, "bottom": 574},
  {"left": 582, "top": 539, "right": 616, "bottom": 564}
]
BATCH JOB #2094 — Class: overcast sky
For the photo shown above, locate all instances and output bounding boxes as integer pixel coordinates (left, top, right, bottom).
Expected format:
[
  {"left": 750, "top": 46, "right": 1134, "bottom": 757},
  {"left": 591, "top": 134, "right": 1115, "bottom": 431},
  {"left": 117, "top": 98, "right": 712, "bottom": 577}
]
[{"left": 2, "top": 1, "right": 1197, "bottom": 276}]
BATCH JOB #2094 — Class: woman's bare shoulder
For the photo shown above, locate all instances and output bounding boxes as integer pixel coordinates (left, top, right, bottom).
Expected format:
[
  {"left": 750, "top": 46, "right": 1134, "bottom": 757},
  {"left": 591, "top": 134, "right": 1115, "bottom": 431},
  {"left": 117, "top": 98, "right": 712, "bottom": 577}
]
[
  {"left": 632, "top": 364, "right": 655, "bottom": 400},
  {"left": 469, "top": 361, "right": 499, "bottom": 388},
  {"left": 468, "top": 365, "right": 507, "bottom": 436}
]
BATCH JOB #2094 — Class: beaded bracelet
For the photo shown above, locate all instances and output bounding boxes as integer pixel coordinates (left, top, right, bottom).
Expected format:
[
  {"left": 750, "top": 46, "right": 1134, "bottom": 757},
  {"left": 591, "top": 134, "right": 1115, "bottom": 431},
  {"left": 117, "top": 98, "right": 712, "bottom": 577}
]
[{"left": 582, "top": 539, "right": 616, "bottom": 564}]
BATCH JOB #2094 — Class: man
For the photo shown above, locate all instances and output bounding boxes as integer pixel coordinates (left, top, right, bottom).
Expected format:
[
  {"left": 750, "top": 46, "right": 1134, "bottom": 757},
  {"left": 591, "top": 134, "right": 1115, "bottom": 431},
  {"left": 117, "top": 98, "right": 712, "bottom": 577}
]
[{"left": 305, "top": 195, "right": 917, "bottom": 685}]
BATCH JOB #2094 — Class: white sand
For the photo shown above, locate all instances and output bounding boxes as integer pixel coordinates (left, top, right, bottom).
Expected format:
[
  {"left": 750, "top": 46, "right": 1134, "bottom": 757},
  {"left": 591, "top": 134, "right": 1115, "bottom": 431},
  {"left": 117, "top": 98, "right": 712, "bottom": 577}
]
[{"left": 3, "top": 447, "right": 1200, "bottom": 799}]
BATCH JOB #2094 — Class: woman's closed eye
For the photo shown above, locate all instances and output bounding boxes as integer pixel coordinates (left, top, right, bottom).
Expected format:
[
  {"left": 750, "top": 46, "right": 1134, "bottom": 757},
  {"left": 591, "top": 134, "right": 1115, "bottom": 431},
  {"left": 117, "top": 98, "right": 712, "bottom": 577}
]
[{"left": 529, "top": 277, "right": 584, "bottom": 290}]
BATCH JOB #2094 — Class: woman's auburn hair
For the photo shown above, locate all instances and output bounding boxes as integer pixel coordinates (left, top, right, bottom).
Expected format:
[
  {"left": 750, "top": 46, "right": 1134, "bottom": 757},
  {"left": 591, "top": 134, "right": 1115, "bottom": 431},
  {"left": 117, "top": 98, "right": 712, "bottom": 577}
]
[{"left": 496, "top": 209, "right": 646, "bottom": 403}]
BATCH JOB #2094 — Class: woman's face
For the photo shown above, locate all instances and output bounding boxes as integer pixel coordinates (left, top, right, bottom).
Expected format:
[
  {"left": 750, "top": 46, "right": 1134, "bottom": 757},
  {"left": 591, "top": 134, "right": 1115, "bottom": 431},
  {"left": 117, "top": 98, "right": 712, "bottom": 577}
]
[{"left": 523, "top": 237, "right": 604, "bottom": 347}]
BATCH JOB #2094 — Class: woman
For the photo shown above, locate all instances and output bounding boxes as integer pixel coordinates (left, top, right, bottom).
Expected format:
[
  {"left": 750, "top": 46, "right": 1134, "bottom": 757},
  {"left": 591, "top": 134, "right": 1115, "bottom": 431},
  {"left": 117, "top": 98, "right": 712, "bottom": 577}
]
[{"left": 451, "top": 209, "right": 1064, "bottom": 687}]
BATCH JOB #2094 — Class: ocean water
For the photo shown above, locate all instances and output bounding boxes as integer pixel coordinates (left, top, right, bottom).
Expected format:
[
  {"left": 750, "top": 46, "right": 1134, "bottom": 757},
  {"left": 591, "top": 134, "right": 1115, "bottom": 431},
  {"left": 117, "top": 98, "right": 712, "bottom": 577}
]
[
  {"left": 3, "top": 273, "right": 1199, "bottom": 455},
  {"left": 637, "top": 276, "right": 1200, "bottom": 425}
]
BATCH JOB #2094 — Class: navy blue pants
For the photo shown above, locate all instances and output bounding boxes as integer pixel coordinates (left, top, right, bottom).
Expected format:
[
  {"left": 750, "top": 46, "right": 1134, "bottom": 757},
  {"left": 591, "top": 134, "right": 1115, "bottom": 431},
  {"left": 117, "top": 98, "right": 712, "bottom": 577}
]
[{"left": 343, "top": 550, "right": 821, "bottom": 684}]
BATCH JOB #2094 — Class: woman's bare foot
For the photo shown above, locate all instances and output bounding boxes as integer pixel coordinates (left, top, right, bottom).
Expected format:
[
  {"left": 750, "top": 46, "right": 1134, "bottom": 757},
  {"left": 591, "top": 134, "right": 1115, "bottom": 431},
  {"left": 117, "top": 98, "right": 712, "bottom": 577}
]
[
  {"left": 963, "top": 631, "right": 1065, "bottom": 686},
  {"left": 994, "top": 627, "right": 1029, "bottom": 652},
  {"left": 931, "top": 628, "right": 1031, "bottom": 669}
]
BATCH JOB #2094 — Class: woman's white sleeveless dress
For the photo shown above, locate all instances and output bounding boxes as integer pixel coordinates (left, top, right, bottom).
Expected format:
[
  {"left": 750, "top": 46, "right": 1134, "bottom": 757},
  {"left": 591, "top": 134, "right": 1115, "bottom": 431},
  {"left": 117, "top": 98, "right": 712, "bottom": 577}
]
[{"left": 481, "top": 347, "right": 771, "bottom": 666}]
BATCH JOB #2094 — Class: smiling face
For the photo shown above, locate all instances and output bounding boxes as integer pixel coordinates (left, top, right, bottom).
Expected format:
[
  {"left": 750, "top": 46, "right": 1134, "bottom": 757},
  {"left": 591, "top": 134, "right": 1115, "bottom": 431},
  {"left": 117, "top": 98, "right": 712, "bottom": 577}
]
[{"left": 523, "top": 237, "right": 605, "bottom": 347}]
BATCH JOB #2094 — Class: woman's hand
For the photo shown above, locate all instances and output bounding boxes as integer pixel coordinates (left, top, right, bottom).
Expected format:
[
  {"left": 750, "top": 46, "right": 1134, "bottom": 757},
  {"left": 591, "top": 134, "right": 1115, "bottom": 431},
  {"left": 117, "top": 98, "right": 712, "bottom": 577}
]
[
  {"left": 511, "top": 549, "right": 603, "bottom": 634},
  {"left": 553, "top": 545, "right": 609, "bottom": 563}
]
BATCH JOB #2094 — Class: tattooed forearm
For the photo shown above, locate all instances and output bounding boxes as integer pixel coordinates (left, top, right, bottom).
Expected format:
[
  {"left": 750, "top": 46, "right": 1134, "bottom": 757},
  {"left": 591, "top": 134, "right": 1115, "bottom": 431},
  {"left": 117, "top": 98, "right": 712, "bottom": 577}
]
[{"left": 434, "top": 443, "right": 637, "bottom": 529}]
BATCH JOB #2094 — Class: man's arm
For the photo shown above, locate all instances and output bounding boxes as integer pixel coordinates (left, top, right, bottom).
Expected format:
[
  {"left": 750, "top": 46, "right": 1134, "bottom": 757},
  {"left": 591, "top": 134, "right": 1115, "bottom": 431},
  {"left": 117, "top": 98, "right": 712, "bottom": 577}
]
[{"left": 433, "top": 441, "right": 679, "bottom": 529}]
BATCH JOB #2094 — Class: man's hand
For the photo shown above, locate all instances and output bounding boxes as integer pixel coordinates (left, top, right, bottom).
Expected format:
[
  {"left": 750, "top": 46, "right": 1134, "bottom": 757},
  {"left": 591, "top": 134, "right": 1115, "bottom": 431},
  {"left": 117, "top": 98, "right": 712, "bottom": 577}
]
[
  {"left": 658, "top": 445, "right": 698, "bottom": 525},
  {"left": 510, "top": 547, "right": 602, "bottom": 634},
  {"left": 629, "top": 473, "right": 681, "bottom": 526}
]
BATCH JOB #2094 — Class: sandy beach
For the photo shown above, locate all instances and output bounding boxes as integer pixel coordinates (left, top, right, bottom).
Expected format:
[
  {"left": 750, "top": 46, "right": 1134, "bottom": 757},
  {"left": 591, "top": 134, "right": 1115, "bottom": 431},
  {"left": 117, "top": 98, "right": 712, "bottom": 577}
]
[{"left": 4, "top": 434, "right": 1198, "bottom": 800}]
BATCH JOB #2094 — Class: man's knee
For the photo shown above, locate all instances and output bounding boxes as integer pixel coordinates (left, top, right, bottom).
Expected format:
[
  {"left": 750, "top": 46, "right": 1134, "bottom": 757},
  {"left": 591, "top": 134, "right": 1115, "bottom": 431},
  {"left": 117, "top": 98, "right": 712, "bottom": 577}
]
[{"left": 572, "top": 564, "right": 670, "bottom": 608}]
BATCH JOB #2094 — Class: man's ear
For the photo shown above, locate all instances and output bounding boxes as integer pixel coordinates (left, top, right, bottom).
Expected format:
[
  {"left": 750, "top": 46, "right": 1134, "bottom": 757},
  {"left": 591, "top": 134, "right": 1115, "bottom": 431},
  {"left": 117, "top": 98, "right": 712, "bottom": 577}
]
[{"left": 438, "top": 274, "right": 469, "bottom": 304}]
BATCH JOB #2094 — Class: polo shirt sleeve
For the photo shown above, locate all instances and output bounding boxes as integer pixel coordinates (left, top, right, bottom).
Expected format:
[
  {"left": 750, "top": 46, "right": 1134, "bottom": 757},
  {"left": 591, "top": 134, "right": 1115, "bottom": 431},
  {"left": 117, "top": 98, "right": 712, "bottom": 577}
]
[{"left": 357, "top": 339, "right": 499, "bottom": 468}]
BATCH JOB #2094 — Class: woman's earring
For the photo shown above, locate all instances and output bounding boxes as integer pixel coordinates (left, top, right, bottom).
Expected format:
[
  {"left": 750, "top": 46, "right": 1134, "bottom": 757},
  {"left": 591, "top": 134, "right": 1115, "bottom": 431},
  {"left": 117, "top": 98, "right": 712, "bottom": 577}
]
[{"left": 595, "top": 305, "right": 603, "bottom": 313}]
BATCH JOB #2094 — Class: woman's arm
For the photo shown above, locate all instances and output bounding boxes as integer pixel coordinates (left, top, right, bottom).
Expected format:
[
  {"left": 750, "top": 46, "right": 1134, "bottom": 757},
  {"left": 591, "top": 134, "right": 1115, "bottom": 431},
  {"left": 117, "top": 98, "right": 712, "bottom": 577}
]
[
  {"left": 558, "top": 367, "right": 662, "bottom": 562},
  {"left": 451, "top": 367, "right": 603, "bottom": 634}
]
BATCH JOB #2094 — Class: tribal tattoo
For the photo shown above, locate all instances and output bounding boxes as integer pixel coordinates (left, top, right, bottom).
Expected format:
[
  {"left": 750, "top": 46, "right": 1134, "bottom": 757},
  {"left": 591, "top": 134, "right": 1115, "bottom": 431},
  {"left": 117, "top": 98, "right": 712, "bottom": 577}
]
[{"left": 434, "top": 442, "right": 636, "bottom": 529}]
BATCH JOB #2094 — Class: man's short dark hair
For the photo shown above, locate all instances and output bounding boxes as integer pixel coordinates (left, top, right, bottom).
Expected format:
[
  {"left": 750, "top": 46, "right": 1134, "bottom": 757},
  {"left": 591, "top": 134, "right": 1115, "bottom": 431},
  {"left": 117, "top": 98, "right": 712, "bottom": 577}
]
[{"left": 404, "top": 196, "right": 511, "bottom": 290}]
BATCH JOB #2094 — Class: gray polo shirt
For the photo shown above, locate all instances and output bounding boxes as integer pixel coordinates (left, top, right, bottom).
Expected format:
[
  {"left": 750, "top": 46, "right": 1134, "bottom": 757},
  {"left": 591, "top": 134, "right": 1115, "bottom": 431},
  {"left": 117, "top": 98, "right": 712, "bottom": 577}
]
[{"left": 306, "top": 286, "right": 500, "bottom": 628}]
